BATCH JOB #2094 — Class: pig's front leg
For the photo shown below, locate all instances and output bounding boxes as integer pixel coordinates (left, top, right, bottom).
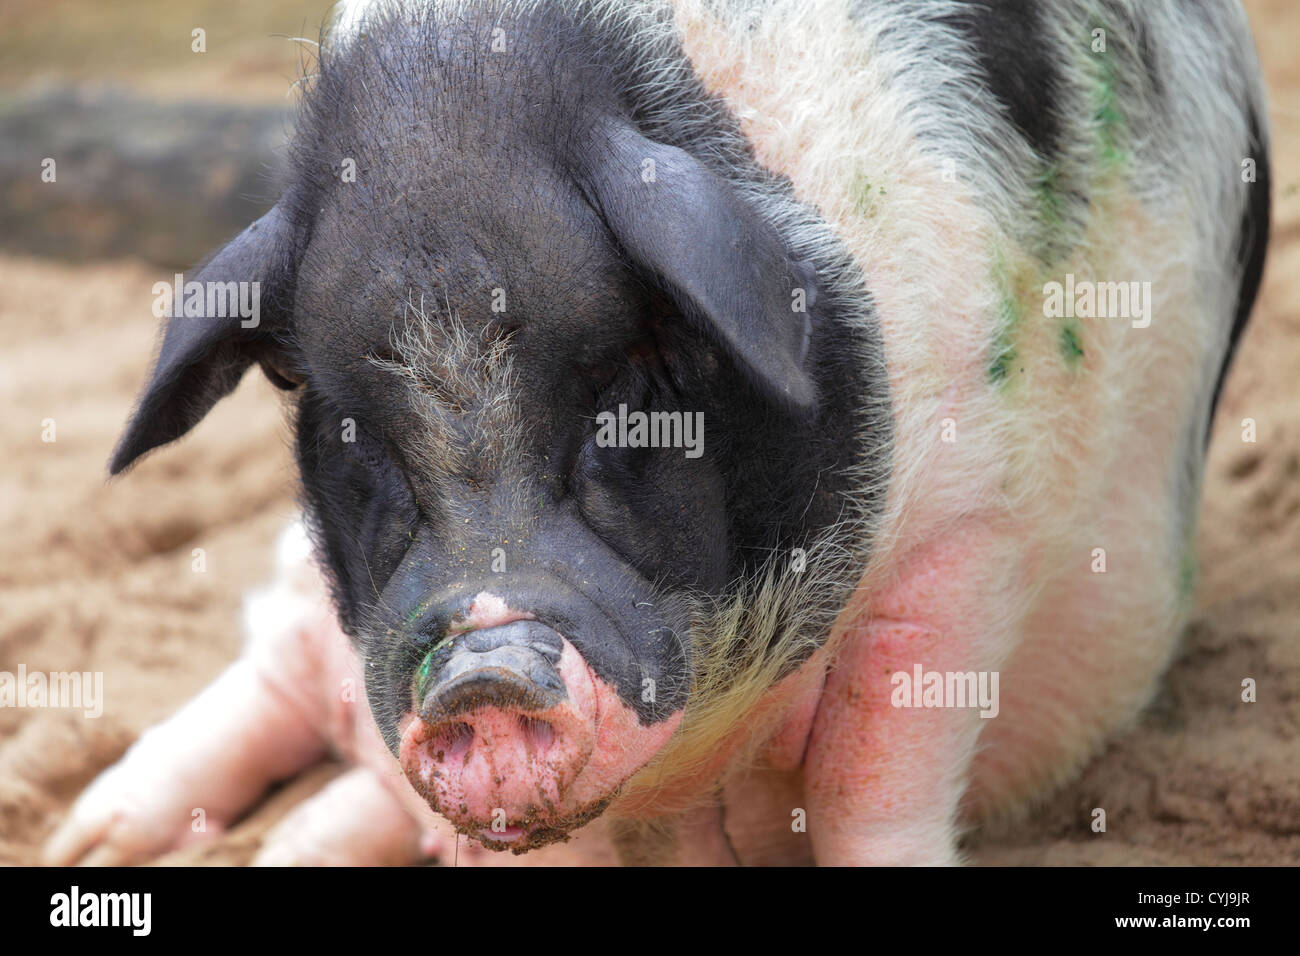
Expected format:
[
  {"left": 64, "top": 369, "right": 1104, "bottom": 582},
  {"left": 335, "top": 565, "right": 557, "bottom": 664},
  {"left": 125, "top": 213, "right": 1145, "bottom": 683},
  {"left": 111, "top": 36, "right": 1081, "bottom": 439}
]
[
  {"left": 252, "top": 765, "right": 426, "bottom": 866},
  {"left": 805, "top": 525, "right": 1015, "bottom": 865},
  {"left": 42, "top": 657, "right": 328, "bottom": 866},
  {"left": 44, "top": 523, "right": 335, "bottom": 866}
]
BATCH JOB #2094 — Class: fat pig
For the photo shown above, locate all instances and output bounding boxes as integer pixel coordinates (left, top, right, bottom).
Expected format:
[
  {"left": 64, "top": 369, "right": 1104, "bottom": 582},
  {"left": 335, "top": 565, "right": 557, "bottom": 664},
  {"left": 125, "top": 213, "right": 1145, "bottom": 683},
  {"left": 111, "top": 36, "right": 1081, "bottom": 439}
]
[{"left": 46, "top": 0, "right": 1270, "bottom": 865}]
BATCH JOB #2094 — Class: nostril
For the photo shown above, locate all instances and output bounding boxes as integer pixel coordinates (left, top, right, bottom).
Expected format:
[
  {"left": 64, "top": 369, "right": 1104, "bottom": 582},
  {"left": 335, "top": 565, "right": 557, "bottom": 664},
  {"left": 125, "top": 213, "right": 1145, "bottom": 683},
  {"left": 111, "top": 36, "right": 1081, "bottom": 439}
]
[
  {"left": 517, "top": 715, "right": 555, "bottom": 751},
  {"left": 427, "top": 721, "right": 474, "bottom": 762}
]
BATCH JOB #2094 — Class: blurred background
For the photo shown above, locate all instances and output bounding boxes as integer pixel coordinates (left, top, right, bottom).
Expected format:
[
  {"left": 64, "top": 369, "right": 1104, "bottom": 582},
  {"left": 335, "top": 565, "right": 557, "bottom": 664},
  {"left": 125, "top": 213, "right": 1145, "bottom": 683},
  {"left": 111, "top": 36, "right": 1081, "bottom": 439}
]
[{"left": 0, "top": 1, "right": 1297, "bottom": 865}]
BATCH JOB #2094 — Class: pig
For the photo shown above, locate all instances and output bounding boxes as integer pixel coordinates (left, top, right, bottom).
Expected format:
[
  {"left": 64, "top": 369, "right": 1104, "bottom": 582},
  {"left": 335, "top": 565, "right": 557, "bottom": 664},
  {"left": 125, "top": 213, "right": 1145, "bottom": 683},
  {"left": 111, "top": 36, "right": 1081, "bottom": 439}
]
[{"left": 46, "top": 0, "right": 1269, "bottom": 866}]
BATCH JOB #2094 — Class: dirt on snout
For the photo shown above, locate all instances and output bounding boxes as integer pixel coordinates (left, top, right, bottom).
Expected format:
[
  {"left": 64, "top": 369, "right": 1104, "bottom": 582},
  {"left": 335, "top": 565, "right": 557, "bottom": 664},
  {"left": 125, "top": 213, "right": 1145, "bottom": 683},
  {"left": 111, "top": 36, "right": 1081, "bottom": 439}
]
[{"left": 1, "top": 0, "right": 1298, "bottom": 866}]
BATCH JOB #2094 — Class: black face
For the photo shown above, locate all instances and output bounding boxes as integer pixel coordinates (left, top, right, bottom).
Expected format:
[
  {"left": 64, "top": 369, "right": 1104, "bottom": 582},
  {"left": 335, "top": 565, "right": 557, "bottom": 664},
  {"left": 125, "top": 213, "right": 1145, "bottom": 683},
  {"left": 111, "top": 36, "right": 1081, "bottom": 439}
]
[
  {"left": 107, "top": 2, "right": 884, "bottom": 791},
  {"left": 287, "top": 166, "right": 821, "bottom": 742},
  {"left": 289, "top": 241, "right": 730, "bottom": 734}
]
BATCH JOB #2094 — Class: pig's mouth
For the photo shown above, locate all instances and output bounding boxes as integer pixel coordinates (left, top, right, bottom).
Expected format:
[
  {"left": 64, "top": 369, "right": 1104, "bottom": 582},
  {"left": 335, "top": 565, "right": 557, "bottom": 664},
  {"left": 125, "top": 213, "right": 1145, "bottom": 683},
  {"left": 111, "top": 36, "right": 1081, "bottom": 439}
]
[
  {"left": 396, "top": 599, "right": 682, "bottom": 852},
  {"left": 468, "top": 795, "right": 615, "bottom": 853}
]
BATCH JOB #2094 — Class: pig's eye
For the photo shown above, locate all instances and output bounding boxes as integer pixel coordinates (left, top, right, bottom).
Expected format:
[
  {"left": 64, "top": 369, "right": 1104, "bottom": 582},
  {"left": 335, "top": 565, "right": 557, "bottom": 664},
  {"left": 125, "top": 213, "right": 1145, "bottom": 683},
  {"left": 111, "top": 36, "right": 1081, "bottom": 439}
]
[
  {"left": 345, "top": 428, "right": 411, "bottom": 494},
  {"left": 330, "top": 422, "right": 419, "bottom": 525},
  {"left": 347, "top": 430, "right": 386, "bottom": 471},
  {"left": 295, "top": 392, "right": 421, "bottom": 622},
  {"left": 570, "top": 366, "right": 656, "bottom": 489},
  {"left": 579, "top": 332, "right": 667, "bottom": 400}
]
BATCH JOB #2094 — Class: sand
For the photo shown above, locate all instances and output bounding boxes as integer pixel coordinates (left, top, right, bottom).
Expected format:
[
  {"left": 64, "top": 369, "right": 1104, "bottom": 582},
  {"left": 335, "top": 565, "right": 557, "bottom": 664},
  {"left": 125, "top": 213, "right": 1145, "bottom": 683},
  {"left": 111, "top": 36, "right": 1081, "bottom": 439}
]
[{"left": 1, "top": 0, "right": 1296, "bottom": 865}]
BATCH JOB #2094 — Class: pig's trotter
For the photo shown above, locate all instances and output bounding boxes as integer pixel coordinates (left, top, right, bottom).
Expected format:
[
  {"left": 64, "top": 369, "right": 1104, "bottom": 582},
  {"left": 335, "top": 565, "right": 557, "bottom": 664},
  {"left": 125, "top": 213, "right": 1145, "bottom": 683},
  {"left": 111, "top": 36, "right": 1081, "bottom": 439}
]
[
  {"left": 42, "top": 658, "right": 327, "bottom": 866},
  {"left": 253, "top": 766, "right": 428, "bottom": 866}
]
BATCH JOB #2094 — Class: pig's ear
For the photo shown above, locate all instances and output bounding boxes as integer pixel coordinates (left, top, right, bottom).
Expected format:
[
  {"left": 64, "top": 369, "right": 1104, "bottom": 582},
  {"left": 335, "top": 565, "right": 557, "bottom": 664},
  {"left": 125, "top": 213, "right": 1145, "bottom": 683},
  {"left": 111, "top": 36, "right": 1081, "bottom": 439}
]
[
  {"left": 109, "top": 205, "right": 296, "bottom": 475},
  {"left": 582, "top": 121, "right": 816, "bottom": 413}
]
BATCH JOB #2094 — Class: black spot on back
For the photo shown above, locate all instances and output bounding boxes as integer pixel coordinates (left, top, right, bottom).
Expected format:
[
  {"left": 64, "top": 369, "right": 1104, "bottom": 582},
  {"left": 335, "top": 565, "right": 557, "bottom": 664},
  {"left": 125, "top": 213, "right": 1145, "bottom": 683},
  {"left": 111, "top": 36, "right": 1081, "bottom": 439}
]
[
  {"left": 941, "top": 0, "right": 1064, "bottom": 161},
  {"left": 1208, "top": 104, "right": 1270, "bottom": 438}
]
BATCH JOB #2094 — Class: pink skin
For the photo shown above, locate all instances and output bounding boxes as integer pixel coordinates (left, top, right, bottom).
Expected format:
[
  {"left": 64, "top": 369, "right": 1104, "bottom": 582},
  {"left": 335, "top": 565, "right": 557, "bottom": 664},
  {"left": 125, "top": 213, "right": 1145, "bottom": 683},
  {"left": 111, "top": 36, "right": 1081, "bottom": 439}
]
[
  {"left": 608, "top": 523, "right": 1018, "bottom": 866},
  {"left": 253, "top": 766, "right": 426, "bottom": 867},
  {"left": 457, "top": 592, "right": 526, "bottom": 631},
  {"left": 39, "top": 549, "right": 449, "bottom": 867},
  {"left": 609, "top": 645, "right": 827, "bottom": 821},
  {"left": 803, "top": 521, "right": 1016, "bottom": 865},
  {"left": 400, "top": 592, "right": 682, "bottom": 852},
  {"left": 41, "top": 447, "right": 1196, "bottom": 869},
  {"left": 41, "top": 657, "right": 330, "bottom": 867}
]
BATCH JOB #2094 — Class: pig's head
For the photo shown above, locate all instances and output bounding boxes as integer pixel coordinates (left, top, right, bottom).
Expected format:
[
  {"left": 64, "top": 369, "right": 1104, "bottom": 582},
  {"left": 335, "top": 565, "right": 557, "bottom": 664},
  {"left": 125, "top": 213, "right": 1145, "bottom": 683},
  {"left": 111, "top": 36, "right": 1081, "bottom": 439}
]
[{"left": 109, "top": 2, "right": 887, "bottom": 850}]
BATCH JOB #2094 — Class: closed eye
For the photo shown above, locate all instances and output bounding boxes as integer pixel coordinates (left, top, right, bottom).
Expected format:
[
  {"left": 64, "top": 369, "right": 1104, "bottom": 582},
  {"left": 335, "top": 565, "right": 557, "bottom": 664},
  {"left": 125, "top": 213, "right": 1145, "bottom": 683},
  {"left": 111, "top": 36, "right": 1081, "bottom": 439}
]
[
  {"left": 346, "top": 428, "right": 413, "bottom": 495},
  {"left": 346, "top": 429, "right": 388, "bottom": 471}
]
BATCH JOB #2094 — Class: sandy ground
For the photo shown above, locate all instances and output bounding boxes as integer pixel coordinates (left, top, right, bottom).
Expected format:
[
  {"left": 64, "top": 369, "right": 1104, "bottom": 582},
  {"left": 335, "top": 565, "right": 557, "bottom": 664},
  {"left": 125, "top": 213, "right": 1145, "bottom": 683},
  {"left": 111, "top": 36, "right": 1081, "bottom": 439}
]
[{"left": 1, "top": 1, "right": 1297, "bottom": 865}]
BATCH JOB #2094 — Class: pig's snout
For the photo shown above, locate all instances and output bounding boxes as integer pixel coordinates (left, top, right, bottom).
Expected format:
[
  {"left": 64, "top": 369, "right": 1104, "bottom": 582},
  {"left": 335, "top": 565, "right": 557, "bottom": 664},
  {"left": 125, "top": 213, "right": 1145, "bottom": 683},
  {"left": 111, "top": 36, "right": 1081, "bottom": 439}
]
[
  {"left": 418, "top": 621, "right": 568, "bottom": 721},
  {"left": 400, "top": 620, "right": 605, "bottom": 849}
]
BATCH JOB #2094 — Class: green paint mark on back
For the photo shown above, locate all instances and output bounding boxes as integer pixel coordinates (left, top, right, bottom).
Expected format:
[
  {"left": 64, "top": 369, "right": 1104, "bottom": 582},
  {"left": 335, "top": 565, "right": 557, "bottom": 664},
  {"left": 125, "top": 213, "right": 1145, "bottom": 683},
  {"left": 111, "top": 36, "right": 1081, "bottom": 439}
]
[
  {"left": 1060, "top": 320, "right": 1085, "bottom": 365},
  {"left": 851, "top": 169, "right": 886, "bottom": 217},
  {"left": 1031, "top": 160, "right": 1078, "bottom": 266},
  {"left": 989, "top": 18, "right": 1133, "bottom": 395},
  {"left": 1089, "top": 18, "right": 1127, "bottom": 170},
  {"left": 989, "top": 250, "right": 1026, "bottom": 385},
  {"left": 989, "top": 308, "right": 1019, "bottom": 383}
]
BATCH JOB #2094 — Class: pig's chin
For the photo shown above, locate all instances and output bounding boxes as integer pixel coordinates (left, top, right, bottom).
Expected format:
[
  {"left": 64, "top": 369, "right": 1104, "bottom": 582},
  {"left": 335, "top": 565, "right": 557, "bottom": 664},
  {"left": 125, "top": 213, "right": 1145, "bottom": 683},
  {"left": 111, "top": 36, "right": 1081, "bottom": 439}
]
[
  {"left": 397, "top": 635, "right": 682, "bottom": 853},
  {"left": 466, "top": 795, "right": 616, "bottom": 854}
]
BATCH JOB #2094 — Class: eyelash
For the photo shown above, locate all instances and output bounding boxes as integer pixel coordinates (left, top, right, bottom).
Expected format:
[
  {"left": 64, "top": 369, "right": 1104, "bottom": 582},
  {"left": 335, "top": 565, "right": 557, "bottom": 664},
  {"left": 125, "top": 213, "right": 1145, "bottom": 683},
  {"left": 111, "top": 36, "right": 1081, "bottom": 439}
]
[
  {"left": 348, "top": 432, "right": 387, "bottom": 471},
  {"left": 341, "top": 427, "right": 414, "bottom": 502}
]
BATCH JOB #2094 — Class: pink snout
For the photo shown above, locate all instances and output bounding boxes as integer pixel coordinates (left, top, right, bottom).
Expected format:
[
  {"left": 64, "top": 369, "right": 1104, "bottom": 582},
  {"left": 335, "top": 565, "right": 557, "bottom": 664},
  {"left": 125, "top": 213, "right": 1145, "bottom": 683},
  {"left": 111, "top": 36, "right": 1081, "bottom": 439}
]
[
  {"left": 399, "top": 632, "right": 607, "bottom": 850},
  {"left": 398, "top": 617, "right": 682, "bottom": 851}
]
